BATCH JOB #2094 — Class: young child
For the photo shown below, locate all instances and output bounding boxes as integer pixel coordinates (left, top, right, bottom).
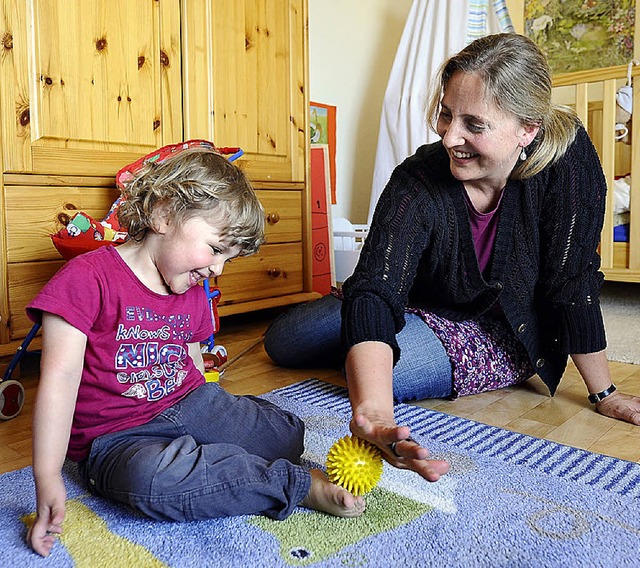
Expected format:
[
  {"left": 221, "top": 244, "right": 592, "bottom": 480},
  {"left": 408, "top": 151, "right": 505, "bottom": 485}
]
[{"left": 27, "top": 148, "right": 365, "bottom": 557}]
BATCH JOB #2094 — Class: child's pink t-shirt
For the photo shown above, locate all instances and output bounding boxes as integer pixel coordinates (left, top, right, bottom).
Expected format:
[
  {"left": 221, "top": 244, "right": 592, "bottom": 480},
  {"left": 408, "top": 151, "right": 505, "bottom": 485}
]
[{"left": 27, "top": 246, "right": 213, "bottom": 461}]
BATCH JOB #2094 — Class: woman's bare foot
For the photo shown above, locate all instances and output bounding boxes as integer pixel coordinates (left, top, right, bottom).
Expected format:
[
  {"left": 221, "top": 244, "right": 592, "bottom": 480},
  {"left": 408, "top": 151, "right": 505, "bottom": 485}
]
[{"left": 300, "top": 469, "right": 366, "bottom": 518}]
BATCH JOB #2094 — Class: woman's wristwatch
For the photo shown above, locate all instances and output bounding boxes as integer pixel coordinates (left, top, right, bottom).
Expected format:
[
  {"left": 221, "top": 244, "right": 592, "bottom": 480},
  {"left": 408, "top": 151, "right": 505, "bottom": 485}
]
[{"left": 588, "top": 383, "right": 617, "bottom": 404}]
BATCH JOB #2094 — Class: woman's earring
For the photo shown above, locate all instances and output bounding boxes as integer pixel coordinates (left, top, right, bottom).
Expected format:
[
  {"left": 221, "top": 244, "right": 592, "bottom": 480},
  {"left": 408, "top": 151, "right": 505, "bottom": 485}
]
[{"left": 519, "top": 146, "right": 527, "bottom": 161}]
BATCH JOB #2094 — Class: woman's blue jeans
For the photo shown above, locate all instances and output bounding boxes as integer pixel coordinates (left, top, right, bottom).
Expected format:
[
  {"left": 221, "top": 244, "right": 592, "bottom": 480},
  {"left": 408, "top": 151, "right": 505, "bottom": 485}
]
[
  {"left": 263, "top": 294, "right": 452, "bottom": 401},
  {"left": 78, "top": 382, "right": 311, "bottom": 522}
]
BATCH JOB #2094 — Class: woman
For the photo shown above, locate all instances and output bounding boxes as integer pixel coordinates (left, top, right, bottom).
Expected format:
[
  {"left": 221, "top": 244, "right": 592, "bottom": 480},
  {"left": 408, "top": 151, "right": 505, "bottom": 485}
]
[{"left": 264, "top": 33, "right": 640, "bottom": 481}]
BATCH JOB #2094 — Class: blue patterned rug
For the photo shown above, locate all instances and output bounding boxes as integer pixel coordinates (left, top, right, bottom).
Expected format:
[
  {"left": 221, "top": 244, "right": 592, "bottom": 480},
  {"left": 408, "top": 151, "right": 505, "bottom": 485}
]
[{"left": 1, "top": 379, "right": 639, "bottom": 567}]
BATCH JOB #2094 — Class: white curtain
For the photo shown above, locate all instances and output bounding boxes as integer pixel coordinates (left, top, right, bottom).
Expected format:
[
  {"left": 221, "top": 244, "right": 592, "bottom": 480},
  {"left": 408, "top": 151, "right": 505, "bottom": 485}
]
[{"left": 367, "top": 0, "right": 514, "bottom": 223}]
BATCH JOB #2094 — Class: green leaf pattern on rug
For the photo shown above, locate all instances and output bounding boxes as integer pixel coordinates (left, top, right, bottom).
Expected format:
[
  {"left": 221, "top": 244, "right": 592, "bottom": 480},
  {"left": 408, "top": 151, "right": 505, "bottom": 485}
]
[
  {"left": 249, "top": 486, "right": 432, "bottom": 566},
  {"left": 22, "top": 499, "right": 167, "bottom": 567}
]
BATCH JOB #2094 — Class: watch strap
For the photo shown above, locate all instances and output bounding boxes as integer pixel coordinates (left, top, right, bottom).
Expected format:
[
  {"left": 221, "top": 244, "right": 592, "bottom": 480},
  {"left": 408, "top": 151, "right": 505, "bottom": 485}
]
[{"left": 588, "top": 383, "right": 617, "bottom": 404}]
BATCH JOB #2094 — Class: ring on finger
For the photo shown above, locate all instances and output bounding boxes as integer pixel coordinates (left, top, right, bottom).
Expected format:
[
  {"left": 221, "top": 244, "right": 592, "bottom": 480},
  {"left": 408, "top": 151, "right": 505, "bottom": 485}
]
[{"left": 388, "top": 437, "right": 416, "bottom": 457}]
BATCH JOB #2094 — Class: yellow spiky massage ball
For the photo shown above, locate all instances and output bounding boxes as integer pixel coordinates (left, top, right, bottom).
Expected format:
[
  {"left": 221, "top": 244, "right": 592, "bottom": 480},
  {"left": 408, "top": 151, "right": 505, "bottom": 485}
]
[{"left": 326, "top": 435, "right": 383, "bottom": 496}]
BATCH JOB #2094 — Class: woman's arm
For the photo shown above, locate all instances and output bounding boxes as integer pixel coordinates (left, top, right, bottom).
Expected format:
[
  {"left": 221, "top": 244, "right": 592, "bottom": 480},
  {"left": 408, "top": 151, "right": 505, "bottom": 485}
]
[
  {"left": 341, "top": 165, "right": 436, "bottom": 365},
  {"left": 345, "top": 341, "right": 450, "bottom": 481},
  {"left": 29, "top": 313, "right": 86, "bottom": 557},
  {"left": 537, "top": 127, "right": 607, "bottom": 353},
  {"left": 571, "top": 351, "right": 640, "bottom": 425},
  {"left": 535, "top": 129, "right": 639, "bottom": 425},
  {"left": 345, "top": 342, "right": 395, "bottom": 424},
  {"left": 341, "top": 156, "right": 450, "bottom": 480}
]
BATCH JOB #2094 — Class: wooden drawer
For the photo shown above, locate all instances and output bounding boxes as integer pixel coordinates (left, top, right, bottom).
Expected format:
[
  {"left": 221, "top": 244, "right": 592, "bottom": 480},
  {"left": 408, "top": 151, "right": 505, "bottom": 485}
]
[
  {"left": 257, "top": 190, "right": 301, "bottom": 244},
  {"left": 4, "top": 186, "right": 303, "bottom": 340},
  {"left": 4, "top": 185, "right": 120, "bottom": 263},
  {"left": 7, "top": 260, "right": 65, "bottom": 340},
  {"left": 214, "top": 243, "right": 303, "bottom": 306},
  {"left": 7, "top": 244, "right": 303, "bottom": 339},
  {"left": 5, "top": 186, "right": 299, "bottom": 263}
]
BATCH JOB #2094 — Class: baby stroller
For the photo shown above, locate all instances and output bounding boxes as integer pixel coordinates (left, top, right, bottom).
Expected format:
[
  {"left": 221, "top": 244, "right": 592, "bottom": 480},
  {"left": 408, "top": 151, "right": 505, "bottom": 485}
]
[
  {"left": 0, "top": 141, "right": 241, "bottom": 420},
  {"left": 0, "top": 324, "right": 40, "bottom": 420}
]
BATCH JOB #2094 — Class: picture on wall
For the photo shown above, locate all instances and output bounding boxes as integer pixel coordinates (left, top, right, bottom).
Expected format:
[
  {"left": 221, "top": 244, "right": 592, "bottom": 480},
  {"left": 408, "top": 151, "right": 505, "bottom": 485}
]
[
  {"left": 524, "top": 0, "right": 636, "bottom": 74},
  {"left": 310, "top": 102, "right": 337, "bottom": 204}
]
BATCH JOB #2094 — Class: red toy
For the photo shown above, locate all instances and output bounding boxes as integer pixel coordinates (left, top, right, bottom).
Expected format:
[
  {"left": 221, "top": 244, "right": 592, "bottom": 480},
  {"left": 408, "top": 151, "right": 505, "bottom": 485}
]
[{"left": 51, "top": 140, "right": 243, "bottom": 261}]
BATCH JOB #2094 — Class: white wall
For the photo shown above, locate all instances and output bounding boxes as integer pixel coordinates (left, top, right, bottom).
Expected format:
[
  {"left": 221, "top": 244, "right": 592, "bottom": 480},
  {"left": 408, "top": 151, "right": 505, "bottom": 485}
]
[{"left": 309, "top": 0, "right": 413, "bottom": 223}]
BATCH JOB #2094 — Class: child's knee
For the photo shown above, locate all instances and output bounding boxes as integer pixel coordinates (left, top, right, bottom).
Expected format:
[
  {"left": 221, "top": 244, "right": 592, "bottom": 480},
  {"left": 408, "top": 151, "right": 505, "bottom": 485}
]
[{"left": 270, "top": 409, "right": 305, "bottom": 462}]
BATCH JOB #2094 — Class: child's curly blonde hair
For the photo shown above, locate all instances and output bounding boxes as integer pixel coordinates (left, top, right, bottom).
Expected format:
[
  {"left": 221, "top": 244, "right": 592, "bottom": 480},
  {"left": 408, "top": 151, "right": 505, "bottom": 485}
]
[{"left": 117, "top": 148, "right": 265, "bottom": 255}]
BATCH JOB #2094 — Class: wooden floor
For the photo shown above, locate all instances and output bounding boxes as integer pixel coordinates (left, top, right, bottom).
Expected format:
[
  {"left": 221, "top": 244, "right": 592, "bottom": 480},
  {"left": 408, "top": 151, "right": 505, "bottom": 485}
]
[{"left": 1, "top": 308, "right": 640, "bottom": 475}]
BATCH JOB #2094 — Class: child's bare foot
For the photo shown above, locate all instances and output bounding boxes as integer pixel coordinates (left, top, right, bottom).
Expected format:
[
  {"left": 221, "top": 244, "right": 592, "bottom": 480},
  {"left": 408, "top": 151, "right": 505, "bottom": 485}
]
[{"left": 300, "top": 469, "right": 366, "bottom": 518}]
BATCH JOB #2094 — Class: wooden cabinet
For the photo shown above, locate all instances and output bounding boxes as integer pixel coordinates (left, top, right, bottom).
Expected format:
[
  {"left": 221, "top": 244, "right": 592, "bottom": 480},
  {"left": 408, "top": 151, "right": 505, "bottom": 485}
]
[
  {"left": 0, "top": 0, "right": 315, "bottom": 356},
  {"left": 0, "top": 0, "right": 182, "bottom": 176},
  {"left": 181, "top": 0, "right": 308, "bottom": 183}
]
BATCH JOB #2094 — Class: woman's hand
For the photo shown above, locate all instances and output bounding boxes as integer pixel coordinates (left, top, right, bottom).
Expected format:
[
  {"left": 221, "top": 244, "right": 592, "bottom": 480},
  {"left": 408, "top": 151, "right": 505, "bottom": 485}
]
[
  {"left": 595, "top": 390, "right": 640, "bottom": 425},
  {"left": 344, "top": 341, "right": 449, "bottom": 480},
  {"left": 350, "top": 413, "right": 450, "bottom": 481},
  {"left": 28, "top": 474, "right": 66, "bottom": 557},
  {"left": 571, "top": 352, "right": 640, "bottom": 426}
]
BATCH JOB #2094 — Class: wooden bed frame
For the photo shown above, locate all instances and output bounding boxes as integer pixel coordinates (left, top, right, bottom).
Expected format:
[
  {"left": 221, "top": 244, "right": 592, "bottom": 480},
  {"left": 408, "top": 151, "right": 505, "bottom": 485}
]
[{"left": 552, "top": 64, "right": 640, "bottom": 283}]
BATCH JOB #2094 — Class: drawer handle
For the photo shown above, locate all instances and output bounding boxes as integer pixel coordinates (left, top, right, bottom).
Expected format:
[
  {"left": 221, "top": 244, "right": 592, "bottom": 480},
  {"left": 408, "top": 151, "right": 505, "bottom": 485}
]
[
  {"left": 267, "top": 267, "right": 282, "bottom": 279},
  {"left": 266, "top": 212, "right": 281, "bottom": 225}
]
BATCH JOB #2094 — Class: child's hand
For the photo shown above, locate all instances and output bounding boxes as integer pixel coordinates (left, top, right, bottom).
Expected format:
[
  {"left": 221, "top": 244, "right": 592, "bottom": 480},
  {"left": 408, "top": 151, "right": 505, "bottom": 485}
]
[{"left": 28, "top": 475, "right": 66, "bottom": 557}]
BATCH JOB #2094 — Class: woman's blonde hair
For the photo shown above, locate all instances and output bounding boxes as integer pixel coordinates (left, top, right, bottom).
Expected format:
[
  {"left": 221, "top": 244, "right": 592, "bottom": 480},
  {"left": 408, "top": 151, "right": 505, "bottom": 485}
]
[
  {"left": 118, "top": 148, "right": 264, "bottom": 255},
  {"left": 426, "top": 33, "right": 580, "bottom": 179}
]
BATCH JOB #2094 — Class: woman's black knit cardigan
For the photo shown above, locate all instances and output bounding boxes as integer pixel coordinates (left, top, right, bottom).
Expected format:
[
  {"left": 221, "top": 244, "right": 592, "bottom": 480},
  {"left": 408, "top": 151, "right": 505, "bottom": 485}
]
[{"left": 342, "top": 126, "right": 607, "bottom": 395}]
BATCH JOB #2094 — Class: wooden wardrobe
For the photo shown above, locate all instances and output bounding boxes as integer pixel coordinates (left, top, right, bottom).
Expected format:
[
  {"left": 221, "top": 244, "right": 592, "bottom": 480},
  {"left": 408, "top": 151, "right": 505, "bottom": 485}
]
[{"left": 0, "top": 0, "right": 316, "bottom": 357}]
